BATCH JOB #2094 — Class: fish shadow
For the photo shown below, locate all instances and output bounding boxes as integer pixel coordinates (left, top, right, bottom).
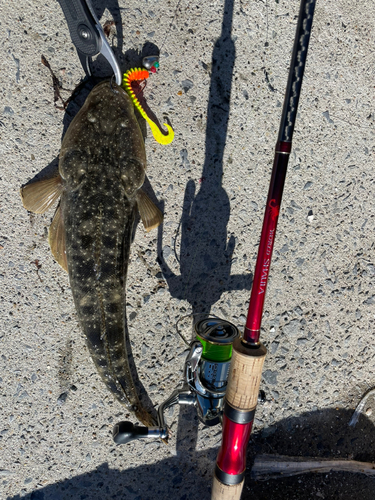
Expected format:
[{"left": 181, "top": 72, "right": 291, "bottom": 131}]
[{"left": 7, "top": 407, "right": 375, "bottom": 500}]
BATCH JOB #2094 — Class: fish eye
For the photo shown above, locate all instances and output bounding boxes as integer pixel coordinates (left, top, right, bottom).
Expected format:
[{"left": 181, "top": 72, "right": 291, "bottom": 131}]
[
  {"left": 119, "top": 158, "right": 145, "bottom": 195},
  {"left": 60, "top": 149, "right": 88, "bottom": 187},
  {"left": 87, "top": 112, "right": 97, "bottom": 123}
]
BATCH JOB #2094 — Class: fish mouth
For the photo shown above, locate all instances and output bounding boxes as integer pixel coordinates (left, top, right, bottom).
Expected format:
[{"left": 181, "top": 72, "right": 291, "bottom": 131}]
[
  {"left": 85, "top": 80, "right": 134, "bottom": 124},
  {"left": 89, "top": 80, "right": 127, "bottom": 100}
]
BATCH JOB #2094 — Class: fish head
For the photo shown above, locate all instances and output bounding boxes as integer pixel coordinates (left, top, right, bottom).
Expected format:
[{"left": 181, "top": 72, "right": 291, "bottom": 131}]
[{"left": 59, "top": 81, "right": 146, "bottom": 197}]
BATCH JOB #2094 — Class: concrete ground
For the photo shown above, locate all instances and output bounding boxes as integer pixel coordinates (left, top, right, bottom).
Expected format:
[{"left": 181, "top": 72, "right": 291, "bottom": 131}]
[{"left": 1, "top": 0, "right": 374, "bottom": 499}]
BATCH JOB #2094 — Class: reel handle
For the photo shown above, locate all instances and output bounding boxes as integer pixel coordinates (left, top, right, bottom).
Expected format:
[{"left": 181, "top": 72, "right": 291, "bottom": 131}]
[
  {"left": 113, "top": 421, "right": 149, "bottom": 444},
  {"left": 113, "top": 421, "right": 168, "bottom": 444}
]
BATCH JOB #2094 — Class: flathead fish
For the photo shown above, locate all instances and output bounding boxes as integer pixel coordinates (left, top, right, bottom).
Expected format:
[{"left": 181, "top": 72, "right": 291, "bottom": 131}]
[{"left": 21, "top": 81, "right": 163, "bottom": 427}]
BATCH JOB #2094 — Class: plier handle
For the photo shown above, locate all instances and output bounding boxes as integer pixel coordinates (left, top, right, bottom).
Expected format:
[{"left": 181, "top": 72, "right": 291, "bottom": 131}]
[{"left": 56, "top": 0, "right": 122, "bottom": 85}]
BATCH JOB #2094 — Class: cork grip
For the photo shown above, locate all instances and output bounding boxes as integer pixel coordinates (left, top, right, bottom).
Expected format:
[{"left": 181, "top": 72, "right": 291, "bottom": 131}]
[
  {"left": 212, "top": 476, "right": 244, "bottom": 500},
  {"left": 225, "top": 338, "right": 267, "bottom": 411}
]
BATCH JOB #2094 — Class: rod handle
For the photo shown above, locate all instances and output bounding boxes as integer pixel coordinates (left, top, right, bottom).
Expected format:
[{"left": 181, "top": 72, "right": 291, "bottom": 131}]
[
  {"left": 225, "top": 338, "right": 267, "bottom": 411},
  {"left": 212, "top": 476, "right": 244, "bottom": 500}
]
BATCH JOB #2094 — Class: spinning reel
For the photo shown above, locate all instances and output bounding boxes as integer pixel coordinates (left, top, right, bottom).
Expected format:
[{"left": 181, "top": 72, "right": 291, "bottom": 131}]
[{"left": 113, "top": 317, "right": 259, "bottom": 444}]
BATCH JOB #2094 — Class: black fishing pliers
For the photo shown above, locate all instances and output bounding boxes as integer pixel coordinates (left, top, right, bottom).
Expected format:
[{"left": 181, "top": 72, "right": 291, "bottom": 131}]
[{"left": 56, "top": 0, "right": 122, "bottom": 85}]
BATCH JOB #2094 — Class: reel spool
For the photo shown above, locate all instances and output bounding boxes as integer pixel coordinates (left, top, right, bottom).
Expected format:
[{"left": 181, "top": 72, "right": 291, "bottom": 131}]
[
  {"left": 195, "top": 318, "right": 238, "bottom": 362},
  {"left": 192, "top": 318, "right": 239, "bottom": 425}
]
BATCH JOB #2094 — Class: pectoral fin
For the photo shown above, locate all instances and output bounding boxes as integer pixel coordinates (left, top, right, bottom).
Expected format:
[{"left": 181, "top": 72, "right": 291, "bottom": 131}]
[
  {"left": 136, "top": 189, "right": 163, "bottom": 232},
  {"left": 20, "top": 175, "right": 63, "bottom": 214},
  {"left": 48, "top": 204, "right": 68, "bottom": 272}
]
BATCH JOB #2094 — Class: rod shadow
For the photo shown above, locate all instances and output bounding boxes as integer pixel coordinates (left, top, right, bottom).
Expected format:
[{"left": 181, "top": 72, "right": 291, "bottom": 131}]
[{"left": 7, "top": 407, "right": 375, "bottom": 500}]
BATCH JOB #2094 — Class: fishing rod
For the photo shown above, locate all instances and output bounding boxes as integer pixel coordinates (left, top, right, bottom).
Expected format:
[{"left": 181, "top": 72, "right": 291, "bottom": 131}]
[{"left": 211, "top": 0, "right": 316, "bottom": 498}]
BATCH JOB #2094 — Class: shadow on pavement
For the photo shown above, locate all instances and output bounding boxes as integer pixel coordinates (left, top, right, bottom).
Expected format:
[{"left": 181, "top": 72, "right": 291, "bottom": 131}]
[
  {"left": 247, "top": 406, "right": 375, "bottom": 500},
  {"left": 157, "top": 0, "right": 252, "bottom": 319},
  {"left": 8, "top": 407, "right": 375, "bottom": 500}
]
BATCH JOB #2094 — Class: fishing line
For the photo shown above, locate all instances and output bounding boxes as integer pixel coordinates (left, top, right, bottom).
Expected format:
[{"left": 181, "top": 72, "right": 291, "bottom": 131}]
[
  {"left": 175, "top": 312, "right": 226, "bottom": 346},
  {"left": 239, "top": 0, "right": 281, "bottom": 93},
  {"left": 175, "top": 313, "right": 194, "bottom": 346},
  {"left": 158, "top": 0, "right": 184, "bottom": 53}
]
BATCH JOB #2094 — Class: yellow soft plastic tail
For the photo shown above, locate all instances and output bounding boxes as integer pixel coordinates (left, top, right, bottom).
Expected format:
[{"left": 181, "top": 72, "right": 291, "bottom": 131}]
[{"left": 122, "top": 68, "right": 174, "bottom": 145}]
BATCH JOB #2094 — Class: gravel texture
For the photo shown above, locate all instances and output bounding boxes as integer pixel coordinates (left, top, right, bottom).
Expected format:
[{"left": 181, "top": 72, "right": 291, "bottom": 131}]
[{"left": 1, "top": 0, "right": 375, "bottom": 499}]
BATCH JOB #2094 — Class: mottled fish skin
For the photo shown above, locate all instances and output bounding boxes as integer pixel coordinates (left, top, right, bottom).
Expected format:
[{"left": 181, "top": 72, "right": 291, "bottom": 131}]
[{"left": 59, "top": 81, "right": 154, "bottom": 426}]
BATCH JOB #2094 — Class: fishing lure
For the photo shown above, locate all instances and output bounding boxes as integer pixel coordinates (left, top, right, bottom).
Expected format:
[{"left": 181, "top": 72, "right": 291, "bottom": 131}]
[{"left": 123, "top": 68, "right": 174, "bottom": 145}]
